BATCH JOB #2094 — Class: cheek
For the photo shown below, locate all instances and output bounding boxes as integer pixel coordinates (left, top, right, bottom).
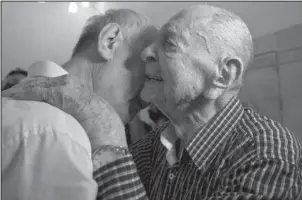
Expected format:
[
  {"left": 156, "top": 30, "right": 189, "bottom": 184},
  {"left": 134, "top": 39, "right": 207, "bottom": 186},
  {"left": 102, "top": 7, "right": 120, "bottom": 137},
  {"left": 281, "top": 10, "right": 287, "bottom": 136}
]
[
  {"left": 159, "top": 56, "right": 183, "bottom": 102},
  {"left": 179, "top": 73, "right": 205, "bottom": 101},
  {"left": 164, "top": 58, "right": 206, "bottom": 104},
  {"left": 122, "top": 57, "right": 145, "bottom": 95},
  {"left": 122, "top": 71, "right": 145, "bottom": 102},
  {"left": 131, "top": 66, "right": 145, "bottom": 92},
  {"left": 130, "top": 78, "right": 144, "bottom": 97}
]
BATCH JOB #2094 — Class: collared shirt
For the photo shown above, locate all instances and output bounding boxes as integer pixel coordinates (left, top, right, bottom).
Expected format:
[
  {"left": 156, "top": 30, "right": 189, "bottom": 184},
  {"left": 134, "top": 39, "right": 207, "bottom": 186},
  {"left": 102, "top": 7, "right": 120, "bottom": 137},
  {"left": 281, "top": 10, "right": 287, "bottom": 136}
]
[
  {"left": 94, "top": 97, "right": 302, "bottom": 200},
  {"left": 2, "top": 61, "right": 97, "bottom": 200}
]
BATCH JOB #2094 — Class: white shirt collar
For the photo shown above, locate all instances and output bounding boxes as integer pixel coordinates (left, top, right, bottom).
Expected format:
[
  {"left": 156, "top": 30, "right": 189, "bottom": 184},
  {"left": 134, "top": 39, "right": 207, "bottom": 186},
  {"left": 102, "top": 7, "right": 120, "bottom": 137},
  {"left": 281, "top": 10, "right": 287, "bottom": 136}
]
[
  {"left": 28, "top": 60, "right": 68, "bottom": 77},
  {"left": 159, "top": 122, "right": 186, "bottom": 166}
]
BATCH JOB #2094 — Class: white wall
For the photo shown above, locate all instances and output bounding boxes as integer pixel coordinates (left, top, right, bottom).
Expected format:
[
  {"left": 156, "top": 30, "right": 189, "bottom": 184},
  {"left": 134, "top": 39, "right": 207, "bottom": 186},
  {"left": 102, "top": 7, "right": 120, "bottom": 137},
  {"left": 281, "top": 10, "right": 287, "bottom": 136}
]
[
  {"left": 1, "top": 2, "right": 96, "bottom": 78},
  {"left": 239, "top": 24, "right": 302, "bottom": 142}
]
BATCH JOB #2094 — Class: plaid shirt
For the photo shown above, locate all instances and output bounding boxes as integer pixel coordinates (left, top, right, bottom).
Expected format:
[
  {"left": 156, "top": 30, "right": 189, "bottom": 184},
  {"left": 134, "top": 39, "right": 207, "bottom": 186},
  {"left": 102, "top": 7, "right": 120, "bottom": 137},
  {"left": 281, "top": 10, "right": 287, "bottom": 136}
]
[{"left": 93, "top": 97, "right": 302, "bottom": 200}]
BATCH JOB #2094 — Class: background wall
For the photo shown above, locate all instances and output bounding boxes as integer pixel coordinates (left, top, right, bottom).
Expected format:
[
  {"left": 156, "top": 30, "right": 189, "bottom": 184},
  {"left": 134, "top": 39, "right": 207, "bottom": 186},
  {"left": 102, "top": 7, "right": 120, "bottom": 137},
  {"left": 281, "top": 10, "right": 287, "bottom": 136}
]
[
  {"left": 1, "top": 2, "right": 97, "bottom": 78},
  {"left": 1, "top": 2, "right": 302, "bottom": 141},
  {"left": 240, "top": 24, "right": 302, "bottom": 142}
]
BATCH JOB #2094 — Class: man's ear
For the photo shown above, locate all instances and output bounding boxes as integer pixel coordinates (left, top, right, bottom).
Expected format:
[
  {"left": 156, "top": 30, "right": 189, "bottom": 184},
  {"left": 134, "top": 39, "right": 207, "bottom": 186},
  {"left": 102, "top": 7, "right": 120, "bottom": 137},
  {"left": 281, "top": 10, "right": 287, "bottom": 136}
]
[
  {"left": 205, "top": 56, "right": 243, "bottom": 100},
  {"left": 97, "top": 23, "right": 123, "bottom": 60}
]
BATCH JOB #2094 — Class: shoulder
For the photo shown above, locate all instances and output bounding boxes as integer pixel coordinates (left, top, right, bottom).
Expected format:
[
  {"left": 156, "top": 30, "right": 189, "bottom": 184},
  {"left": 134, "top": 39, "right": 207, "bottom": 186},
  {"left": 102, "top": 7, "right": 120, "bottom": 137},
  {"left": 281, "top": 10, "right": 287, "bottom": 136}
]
[
  {"left": 238, "top": 108, "right": 301, "bottom": 165},
  {"left": 2, "top": 97, "right": 91, "bottom": 155}
]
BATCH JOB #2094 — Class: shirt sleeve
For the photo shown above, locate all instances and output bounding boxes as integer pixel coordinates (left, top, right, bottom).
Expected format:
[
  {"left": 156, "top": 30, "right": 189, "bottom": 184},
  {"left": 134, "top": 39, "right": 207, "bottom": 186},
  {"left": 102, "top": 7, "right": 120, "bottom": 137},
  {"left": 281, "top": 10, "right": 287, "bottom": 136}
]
[
  {"left": 92, "top": 130, "right": 157, "bottom": 200},
  {"left": 93, "top": 154, "right": 149, "bottom": 200},
  {"left": 205, "top": 159, "right": 302, "bottom": 200},
  {"left": 92, "top": 125, "right": 165, "bottom": 200},
  {"left": 1, "top": 132, "right": 98, "bottom": 200}
]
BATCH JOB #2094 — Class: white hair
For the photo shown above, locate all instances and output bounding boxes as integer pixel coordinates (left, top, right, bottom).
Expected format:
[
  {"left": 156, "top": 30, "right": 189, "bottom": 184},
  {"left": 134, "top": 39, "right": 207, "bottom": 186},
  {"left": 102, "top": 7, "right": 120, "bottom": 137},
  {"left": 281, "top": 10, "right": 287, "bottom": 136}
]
[
  {"left": 72, "top": 9, "right": 151, "bottom": 57},
  {"left": 168, "top": 5, "right": 253, "bottom": 74}
]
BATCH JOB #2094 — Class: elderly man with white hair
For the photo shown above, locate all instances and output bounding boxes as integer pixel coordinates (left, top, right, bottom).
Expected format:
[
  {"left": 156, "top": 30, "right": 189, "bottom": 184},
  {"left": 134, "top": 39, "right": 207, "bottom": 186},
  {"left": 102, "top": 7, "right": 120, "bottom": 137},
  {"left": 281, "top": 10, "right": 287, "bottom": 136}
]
[{"left": 3, "top": 4, "right": 302, "bottom": 200}]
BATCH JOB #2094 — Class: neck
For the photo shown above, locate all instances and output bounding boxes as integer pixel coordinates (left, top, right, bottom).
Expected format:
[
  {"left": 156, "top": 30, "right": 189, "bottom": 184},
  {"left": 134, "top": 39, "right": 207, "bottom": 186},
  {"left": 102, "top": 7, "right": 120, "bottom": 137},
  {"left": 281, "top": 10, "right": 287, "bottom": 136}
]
[
  {"left": 62, "top": 55, "right": 130, "bottom": 125},
  {"left": 62, "top": 56, "right": 94, "bottom": 91},
  {"left": 170, "top": 92, "right": 236, "bottom": 144}
]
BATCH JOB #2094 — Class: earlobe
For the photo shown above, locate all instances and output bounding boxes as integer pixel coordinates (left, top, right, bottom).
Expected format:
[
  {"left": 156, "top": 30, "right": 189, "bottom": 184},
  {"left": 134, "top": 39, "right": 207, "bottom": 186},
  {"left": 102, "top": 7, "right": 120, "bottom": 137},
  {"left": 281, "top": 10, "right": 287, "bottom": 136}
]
[
  {"left": 97, "top": 23, "right": 123, "bottom": 60},
  {"left": 204, "top": 87, "right": 224, "bottom": 100},
  {"left": 204, "top": 66, "right": 225, "bottom": 100}
]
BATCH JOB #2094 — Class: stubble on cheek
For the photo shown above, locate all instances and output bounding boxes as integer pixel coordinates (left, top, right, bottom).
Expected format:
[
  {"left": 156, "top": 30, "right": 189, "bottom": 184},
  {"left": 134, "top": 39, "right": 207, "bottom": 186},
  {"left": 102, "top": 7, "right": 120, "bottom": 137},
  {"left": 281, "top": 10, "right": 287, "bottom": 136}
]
[{"left": 171, "top": 68, "right": 205, "bottom": 108}]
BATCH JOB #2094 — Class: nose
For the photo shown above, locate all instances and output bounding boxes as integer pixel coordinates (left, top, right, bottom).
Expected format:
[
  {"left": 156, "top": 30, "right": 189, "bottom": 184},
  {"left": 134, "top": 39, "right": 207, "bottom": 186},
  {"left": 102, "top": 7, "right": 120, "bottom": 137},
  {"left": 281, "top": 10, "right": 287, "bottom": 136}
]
[{"left": 141, "top": 43, "right": 158, "bottom": 63}]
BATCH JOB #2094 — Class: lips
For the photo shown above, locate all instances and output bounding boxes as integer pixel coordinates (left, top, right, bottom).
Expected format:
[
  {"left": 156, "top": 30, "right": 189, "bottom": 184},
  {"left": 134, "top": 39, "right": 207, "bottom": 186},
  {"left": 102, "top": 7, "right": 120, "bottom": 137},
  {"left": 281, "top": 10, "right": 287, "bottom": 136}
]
[
  {"left": 140, "top": 76, "right": 163, "bottom": 103},
  {"left": 145, "top": 74, "right": 164, "bottom": 82}
]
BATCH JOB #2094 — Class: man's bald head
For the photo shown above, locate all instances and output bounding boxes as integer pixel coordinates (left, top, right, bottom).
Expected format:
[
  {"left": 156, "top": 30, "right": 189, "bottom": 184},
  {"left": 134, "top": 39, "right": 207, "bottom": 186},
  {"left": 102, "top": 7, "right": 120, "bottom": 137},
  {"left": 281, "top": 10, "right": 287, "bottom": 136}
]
[{"left": 164, "top": 4, "right": 253, "bottom": 74}]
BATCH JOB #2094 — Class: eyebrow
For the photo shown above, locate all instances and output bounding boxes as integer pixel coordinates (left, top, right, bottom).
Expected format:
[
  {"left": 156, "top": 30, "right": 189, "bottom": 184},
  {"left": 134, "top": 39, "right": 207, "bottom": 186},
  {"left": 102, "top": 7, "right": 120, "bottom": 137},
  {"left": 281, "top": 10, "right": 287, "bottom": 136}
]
[{"left": 161, "top": 28, "right": 189, "bottom": 47}]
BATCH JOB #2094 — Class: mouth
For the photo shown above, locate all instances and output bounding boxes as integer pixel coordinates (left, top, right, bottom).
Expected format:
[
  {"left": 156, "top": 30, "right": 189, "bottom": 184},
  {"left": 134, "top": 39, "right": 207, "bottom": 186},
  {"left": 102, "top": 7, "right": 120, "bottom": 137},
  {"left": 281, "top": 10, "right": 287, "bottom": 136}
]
[{"left": 145, "top": 74, "right": 164, "bottom": 82}]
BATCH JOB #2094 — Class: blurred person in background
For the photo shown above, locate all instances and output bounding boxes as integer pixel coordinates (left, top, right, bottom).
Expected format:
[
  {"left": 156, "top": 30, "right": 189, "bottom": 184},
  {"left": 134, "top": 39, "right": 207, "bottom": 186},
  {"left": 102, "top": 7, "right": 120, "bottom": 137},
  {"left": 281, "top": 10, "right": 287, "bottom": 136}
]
[
  {"left": 128, "top": 104, "right": 167, "bottom": 144},
  {"left": 1, "top": 68, "right": 27, "bottom": 91}
]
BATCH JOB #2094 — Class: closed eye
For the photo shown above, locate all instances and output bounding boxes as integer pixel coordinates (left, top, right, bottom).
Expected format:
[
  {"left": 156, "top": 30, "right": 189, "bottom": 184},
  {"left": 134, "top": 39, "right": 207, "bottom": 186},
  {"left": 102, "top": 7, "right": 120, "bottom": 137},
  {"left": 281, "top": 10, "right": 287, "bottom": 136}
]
[{"left": 165, "top": 40, "right": 177, "bottom": 47}]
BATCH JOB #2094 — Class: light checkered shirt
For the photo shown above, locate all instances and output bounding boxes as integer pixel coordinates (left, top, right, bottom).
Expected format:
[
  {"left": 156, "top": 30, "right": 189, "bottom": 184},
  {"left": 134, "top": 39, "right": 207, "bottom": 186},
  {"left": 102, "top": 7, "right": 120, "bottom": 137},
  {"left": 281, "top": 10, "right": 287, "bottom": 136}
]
[{"left": 93, "top": 97, "right": 302, "bottom": 200}]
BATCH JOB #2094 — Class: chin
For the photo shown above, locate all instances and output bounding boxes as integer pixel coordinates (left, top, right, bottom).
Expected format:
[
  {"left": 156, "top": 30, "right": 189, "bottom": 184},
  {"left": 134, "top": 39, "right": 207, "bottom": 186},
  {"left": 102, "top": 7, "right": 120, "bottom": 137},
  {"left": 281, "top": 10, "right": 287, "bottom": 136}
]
[
  {"left": 140, "top": 91, "right": 154, "bottom": 104},
  {"left": 140, "top": 81, "right": 164, "bottom": 102},
  {"left": 140, "top": 88, "right": 157, "bottom": 103}
]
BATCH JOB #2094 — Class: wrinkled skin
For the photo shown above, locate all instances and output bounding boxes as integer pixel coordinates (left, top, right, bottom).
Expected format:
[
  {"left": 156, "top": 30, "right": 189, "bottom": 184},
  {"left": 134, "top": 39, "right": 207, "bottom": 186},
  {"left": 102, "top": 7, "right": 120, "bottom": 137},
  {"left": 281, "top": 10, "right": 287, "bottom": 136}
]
[{"left": 2, "top": 74, "right": 126, "bottom": 151}]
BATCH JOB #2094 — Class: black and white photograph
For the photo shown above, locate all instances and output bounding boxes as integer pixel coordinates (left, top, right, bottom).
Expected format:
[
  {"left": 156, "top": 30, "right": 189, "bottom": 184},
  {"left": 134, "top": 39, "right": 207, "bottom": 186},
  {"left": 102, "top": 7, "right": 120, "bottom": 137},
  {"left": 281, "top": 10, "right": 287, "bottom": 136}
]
[{"left": 1, "top": 1, "right": 302, "bottom": 200}]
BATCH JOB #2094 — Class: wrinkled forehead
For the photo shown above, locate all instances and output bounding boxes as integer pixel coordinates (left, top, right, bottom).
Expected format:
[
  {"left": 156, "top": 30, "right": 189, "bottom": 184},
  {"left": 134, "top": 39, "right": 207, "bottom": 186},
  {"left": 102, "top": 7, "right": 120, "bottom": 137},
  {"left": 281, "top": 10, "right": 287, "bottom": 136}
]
[
  {"left": 159, "top": 11, "right": 200, "bottom": 44},
  {"left": 161, "top": 15, "right": 186, "bottom": 36},
  {"left": 160, "top": 7, "right": 210, "bottom": 36},
  {"left": 160, "top": 10, "right": 212, "bottom": 49},
  {"left": 159, "top": 22, "right": 189, "bottom": 46}
]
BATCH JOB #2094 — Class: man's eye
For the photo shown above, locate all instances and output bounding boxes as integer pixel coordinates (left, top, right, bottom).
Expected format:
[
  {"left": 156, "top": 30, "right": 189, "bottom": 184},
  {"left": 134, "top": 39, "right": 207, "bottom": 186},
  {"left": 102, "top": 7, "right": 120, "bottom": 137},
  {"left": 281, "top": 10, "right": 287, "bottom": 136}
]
[{"left": 164, "top": 40, "right": 177, "bottom": 48}]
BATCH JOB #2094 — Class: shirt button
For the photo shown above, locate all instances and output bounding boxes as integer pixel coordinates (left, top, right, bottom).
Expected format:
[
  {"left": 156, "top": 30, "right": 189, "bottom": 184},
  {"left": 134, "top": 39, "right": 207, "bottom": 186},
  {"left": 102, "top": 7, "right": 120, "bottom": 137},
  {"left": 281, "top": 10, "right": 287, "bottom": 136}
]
[{"left": 168, "top": 173, "right": 175, "bottom": 180}]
